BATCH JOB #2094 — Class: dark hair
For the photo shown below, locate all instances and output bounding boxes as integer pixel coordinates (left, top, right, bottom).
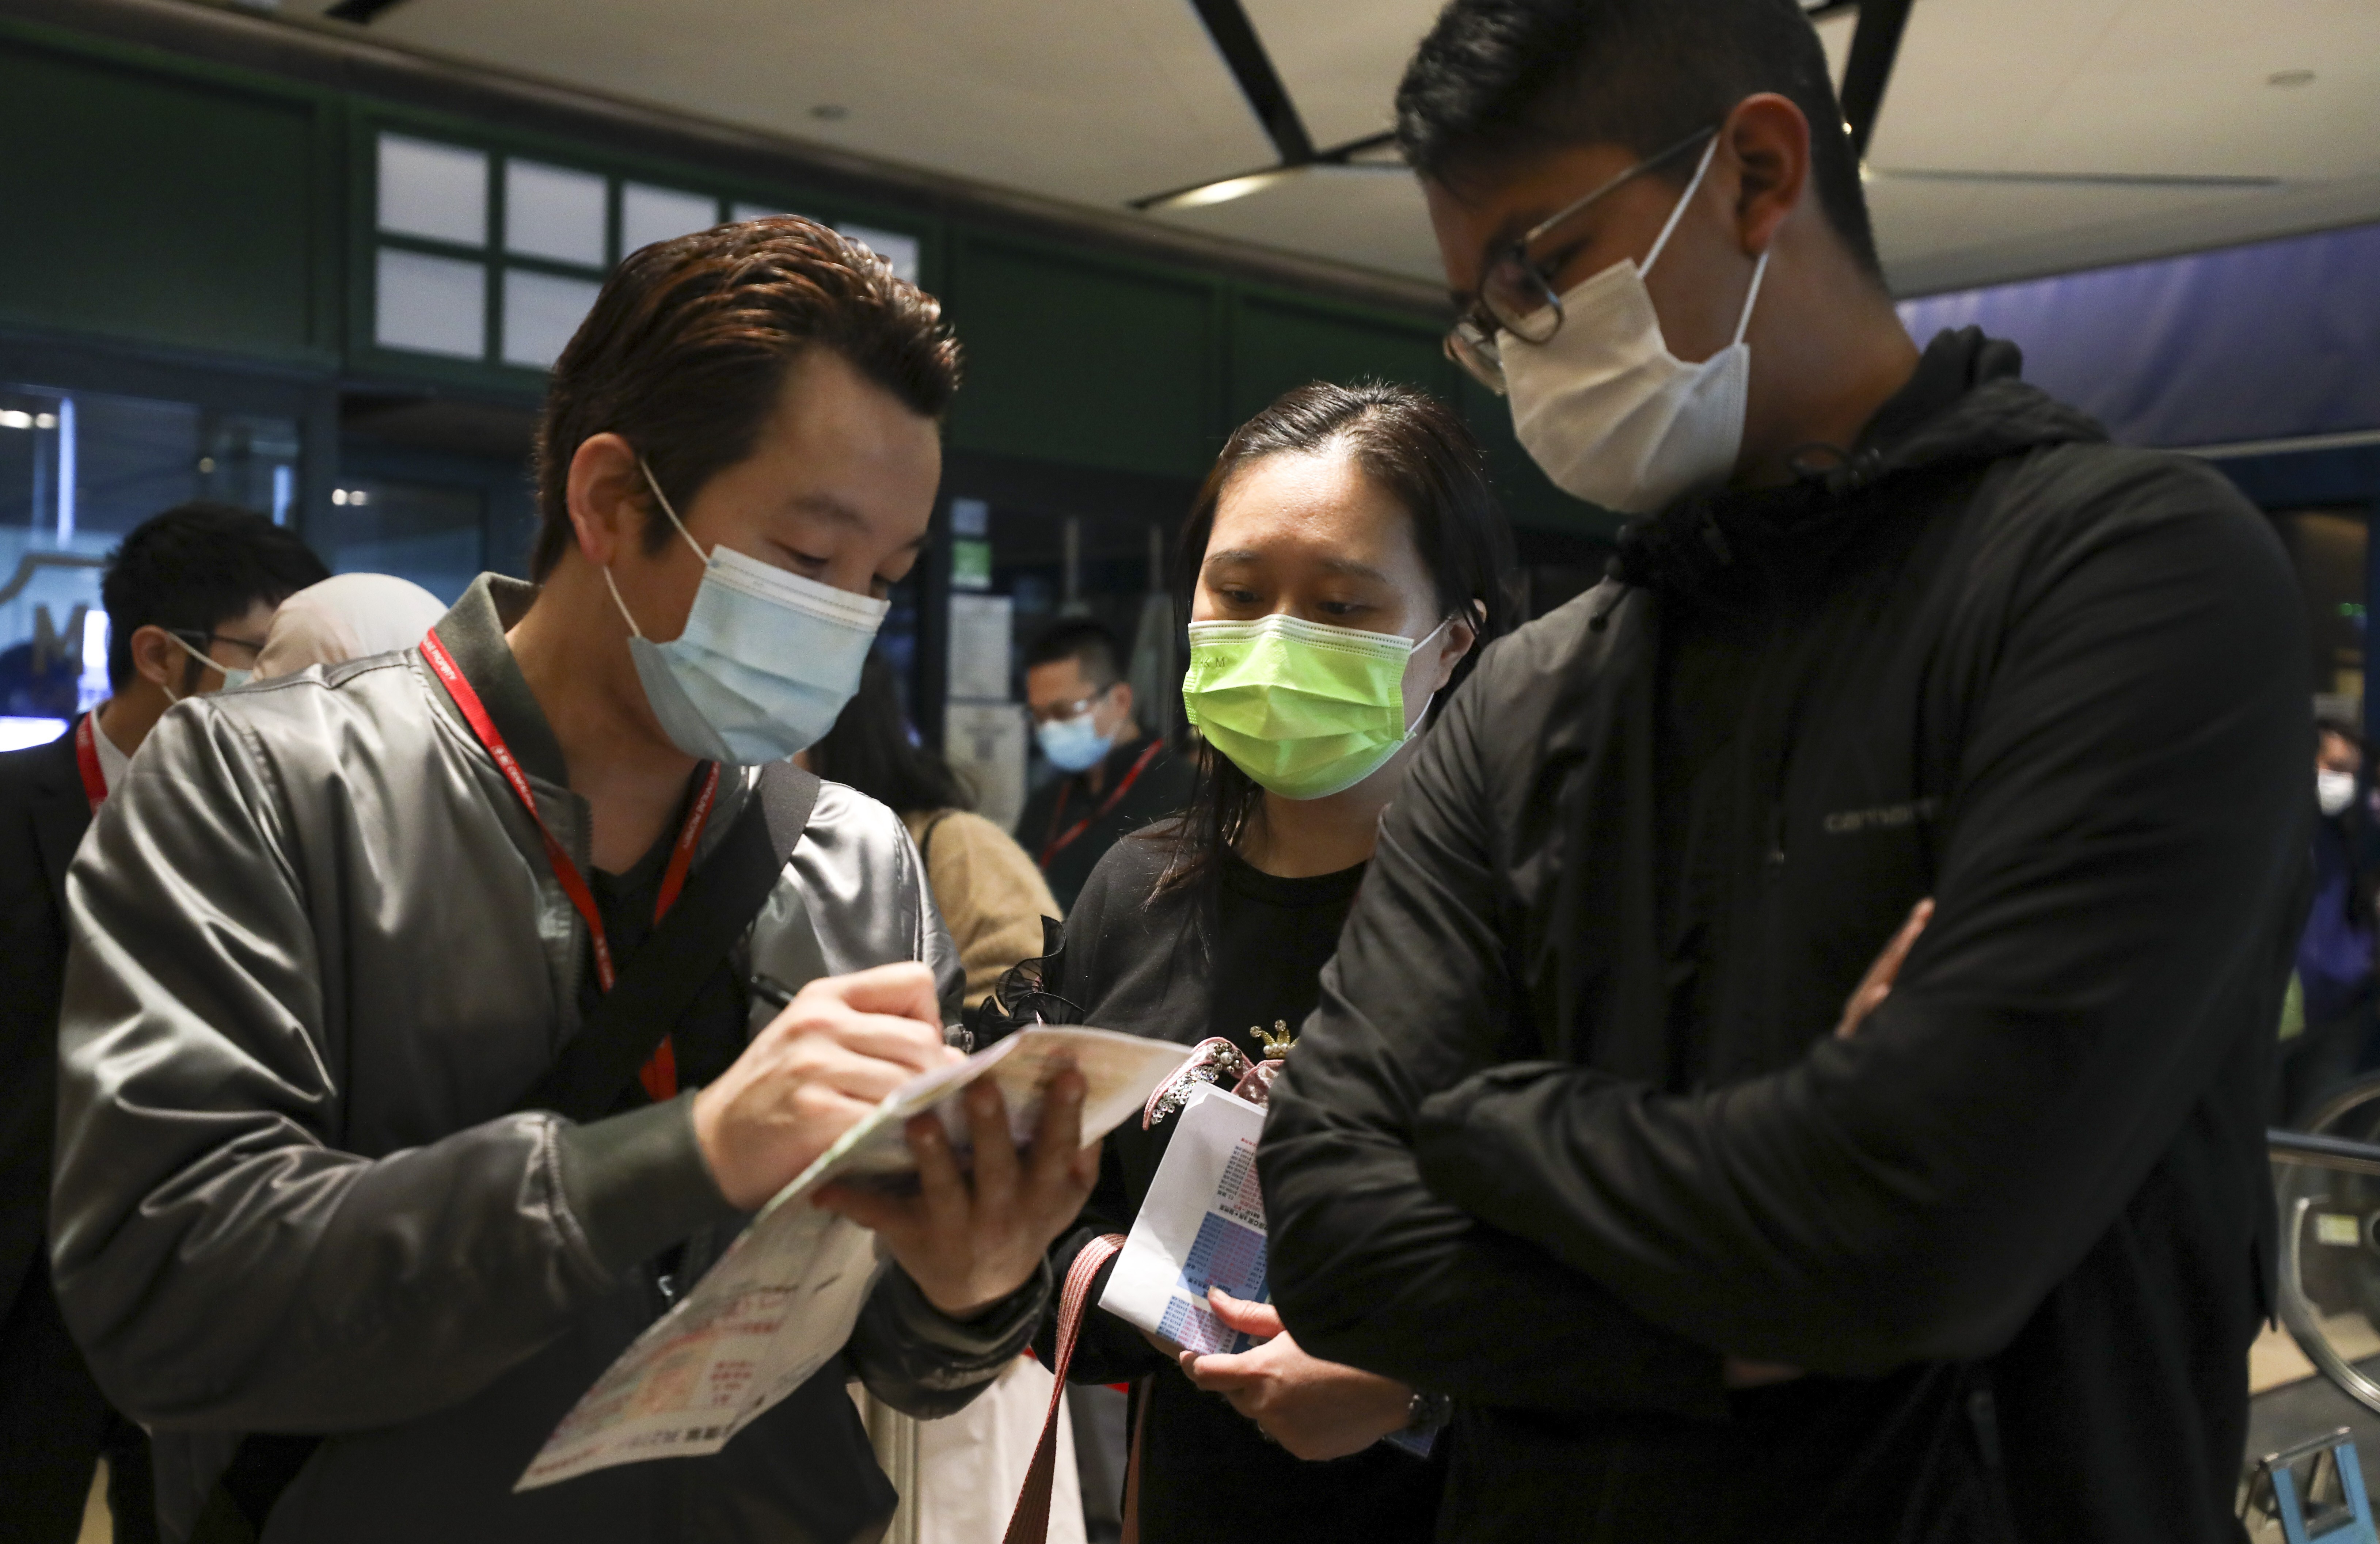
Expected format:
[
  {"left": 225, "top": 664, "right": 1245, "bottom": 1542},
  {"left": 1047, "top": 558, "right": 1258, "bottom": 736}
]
[
  {"left": 1396, "top": 0, "right": 1882, "bottom": 281},
  {"left": 1162, "top": 380, "right": 1518, "bottom": 893},
  {"left": 1023, "top": 619, "right": 1125, "bottom": 690},
  {"left": 806, "top": 650, "right": 974, "bottom": 817},
  {"left": 531, "top": 216, "right": 963, "bottom": 579},
  {"left": 101, "top": 502, "right": 328, "bottom": 691}
]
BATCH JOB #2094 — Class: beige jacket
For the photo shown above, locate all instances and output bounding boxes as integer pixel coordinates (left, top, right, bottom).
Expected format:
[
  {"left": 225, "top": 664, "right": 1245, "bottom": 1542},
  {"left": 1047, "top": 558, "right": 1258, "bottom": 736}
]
[{"left": 901, "top": 809, "right": 1061, "bottom": 1008}]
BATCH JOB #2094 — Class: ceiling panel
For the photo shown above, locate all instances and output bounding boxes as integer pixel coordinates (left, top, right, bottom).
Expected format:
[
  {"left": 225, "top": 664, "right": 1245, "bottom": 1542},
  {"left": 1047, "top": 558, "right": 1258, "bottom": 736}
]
[
  {"left": 1879, "top": 170, "right": 2380, "bottom": 296},
  {"left": 1241, "top": 0, "right": 1440, "bottom": 152},
  {"left": 299, "top": 0, "right": 1274, "bottom": 207},
  {"left": 1870, "top": 172, "right": 2260, "bottom": 268},
  {"left": 1869, "top": 0, "right": 2379, "bottom": 179},
  {"left": 271, "top": 0, "right": 2380, "bottom": 300},
  {"left": 1866, "top": 0, "right": 2134, "bottom": 171},
  {"left": 1148, "top": 167, "right": 1444, "bottom": 288},
  {"left": 2008, "top": 0, "right": 2380, "bottom": 181},
  {"left": 1814, "top": 9, "right": 1857, "bottom": 91}
]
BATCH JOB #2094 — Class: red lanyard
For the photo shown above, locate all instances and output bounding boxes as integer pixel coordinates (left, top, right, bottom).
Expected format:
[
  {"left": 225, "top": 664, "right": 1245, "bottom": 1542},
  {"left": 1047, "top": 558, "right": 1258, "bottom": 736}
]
[
  {"left": 1039, "top": 738, "right": 1165, "bottom": 866},
  {"left": 73, "top": 712, "right": 108, "bottom": 812},
  {"left": 419, "top": 634, "right": 718, "bottom": 1102}
]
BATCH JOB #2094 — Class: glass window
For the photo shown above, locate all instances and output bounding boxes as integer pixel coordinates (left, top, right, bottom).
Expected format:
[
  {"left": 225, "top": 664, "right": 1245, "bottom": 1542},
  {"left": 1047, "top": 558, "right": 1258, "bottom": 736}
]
[
  {"left": 0, "top": 383, "right": 300, "bottom": 737},
  {"left": 504, "top": 159, "right": 608, "bottom": 267},
  {"left": 376, "top": 249, "right": 487, "bottom": 359},
  {"left": 501, "top": 269, "right": 602, "bottom": 370},
  {"left": 377, "top": 133, "right": 488, "bottom": 247},
  {"left": 320, "top": 477, "right": 484, "bottom": 605},
  {"left": 621, "top": 183, "right": 720, "bottom": 258},
  {"left": 840, "top": 223, "right": 921, "bottom": 284}
]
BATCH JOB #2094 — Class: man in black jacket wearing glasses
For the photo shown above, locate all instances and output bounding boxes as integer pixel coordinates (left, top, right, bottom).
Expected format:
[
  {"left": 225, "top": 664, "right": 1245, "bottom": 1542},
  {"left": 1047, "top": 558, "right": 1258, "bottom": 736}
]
[{"left": 1258, "top": 3, "right": 2305, "bottom": 1541}]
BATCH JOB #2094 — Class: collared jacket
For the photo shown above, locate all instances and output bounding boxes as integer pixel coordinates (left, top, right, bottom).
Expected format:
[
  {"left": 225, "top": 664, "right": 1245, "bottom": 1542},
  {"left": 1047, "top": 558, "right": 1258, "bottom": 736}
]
[
  {"left": 1259, "top": 331, "right": 2307, "bottom": 1542},
  {"left": 50, "top": 575, "right": 1044, "bottom": 1544},
  {"left": 2, "top": 726, "right": 91, "bottom": 1355}
]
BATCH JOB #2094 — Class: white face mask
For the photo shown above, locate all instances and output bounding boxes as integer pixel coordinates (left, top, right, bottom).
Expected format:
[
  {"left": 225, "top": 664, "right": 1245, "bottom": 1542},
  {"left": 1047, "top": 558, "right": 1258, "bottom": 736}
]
[
  {"left": 2319, "top": 767, "right": 2357, "bottom": 818},
  {"left": 1501, "top": 134, "right": 1771, "bottom": 516},
  {"left": 606, "top": 460, "right": 890, "bottom": 765}
]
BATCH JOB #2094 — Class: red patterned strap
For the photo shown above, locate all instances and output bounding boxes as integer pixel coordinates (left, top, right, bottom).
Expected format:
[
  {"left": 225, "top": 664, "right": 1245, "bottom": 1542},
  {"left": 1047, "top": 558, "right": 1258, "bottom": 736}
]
[
  {"left": 1038, "top": 738, "right": 1165, "bottom": 866},
  {"left": 73, "top": 712, "right": 107, "bottom": 811},
  {"left": 418, "top": 633, "right": 716, "bottom": 1100},
  {"left": 1002, "top": 1233, "right": 1127, "bottom": 1544}
]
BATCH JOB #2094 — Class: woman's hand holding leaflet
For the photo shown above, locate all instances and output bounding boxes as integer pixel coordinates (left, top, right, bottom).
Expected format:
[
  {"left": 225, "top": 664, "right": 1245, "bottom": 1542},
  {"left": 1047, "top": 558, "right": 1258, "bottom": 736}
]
[{"left": 1178, "top": 1288, "right": 1415, "bottom": 1460}]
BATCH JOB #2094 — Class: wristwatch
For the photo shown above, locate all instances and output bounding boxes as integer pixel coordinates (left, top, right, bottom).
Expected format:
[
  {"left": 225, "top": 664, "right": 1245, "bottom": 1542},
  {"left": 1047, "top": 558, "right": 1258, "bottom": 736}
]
[{"left": 1403, "top": 1389, "right": 1452, "bottom": 1435}]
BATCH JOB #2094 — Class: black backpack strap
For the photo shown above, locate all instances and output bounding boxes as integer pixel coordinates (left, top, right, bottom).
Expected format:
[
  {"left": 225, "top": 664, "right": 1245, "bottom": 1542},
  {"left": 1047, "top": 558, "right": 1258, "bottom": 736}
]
[
  {"left": 916, "top": 809, "right": 955, "bottom": 867},
  {"left": 514, "top": 762, "right": 824, "bottom": 1123}
]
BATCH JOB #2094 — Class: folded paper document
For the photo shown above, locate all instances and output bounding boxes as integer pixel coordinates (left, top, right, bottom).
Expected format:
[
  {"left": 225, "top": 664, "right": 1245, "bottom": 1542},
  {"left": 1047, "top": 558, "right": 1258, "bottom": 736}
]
[
  {"left": 1096, "top": 1081, "right": 1436, "bottom": 1457},
  {"left": 518, "top": 1026, "right": 1188, "bottom": 1490},
  {"left": 1100, "top": 1083, "right": 1270, "bottom": 1355}
]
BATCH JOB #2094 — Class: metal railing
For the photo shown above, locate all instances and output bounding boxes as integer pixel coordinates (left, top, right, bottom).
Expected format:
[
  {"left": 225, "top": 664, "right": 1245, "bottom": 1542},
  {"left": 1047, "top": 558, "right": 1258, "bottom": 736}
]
[{"left": 2273, "top": 1126, "right": 2380, "bottom": 1416}]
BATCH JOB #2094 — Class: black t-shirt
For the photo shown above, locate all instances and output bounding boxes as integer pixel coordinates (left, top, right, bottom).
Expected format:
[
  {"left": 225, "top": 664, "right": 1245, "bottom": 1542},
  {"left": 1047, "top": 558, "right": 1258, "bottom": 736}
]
[
  {"left": 1205, "top": 856, "right": 1365, "bottom": 1054},
  {"left": 1041, "top": 830, "right": 1446, "bottom": 1544},
  {"left": 578, "top": 780, "right": 751, "bottom": 1117},
  {"left": 1015, "top": 735, "right": 1197, "bottom": 913}
]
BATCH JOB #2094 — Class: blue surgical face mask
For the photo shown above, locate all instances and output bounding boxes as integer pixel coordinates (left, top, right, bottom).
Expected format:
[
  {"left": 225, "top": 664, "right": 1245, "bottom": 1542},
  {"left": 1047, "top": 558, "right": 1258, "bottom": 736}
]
[
  {"left": 605, "top": 460, "right": 890, "bottom": 765},
  {"left": 1035, "top": 706, "right": 1114, "bottom": 773},
  {"left": 166, "top": 632, "right": 252, "bottom": 696}
]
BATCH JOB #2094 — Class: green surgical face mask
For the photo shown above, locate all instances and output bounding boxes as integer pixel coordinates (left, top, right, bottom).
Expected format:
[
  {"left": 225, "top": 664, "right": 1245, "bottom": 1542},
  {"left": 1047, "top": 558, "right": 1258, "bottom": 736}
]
[{"left": 1181, "top": 612, "right": 1444, "bottom": 800}]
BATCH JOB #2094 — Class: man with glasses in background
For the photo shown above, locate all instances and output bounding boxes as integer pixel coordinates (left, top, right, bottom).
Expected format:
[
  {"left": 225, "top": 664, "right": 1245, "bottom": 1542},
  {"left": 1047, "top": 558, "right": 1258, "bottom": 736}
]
[
  {"left": 1258, "top": 2, "right": 2306, "bottom": 1540},
  {"left": 0, "top": 501, "right": 324, "bottom": 1543},
  {"left": 1018, "top": 619, "right": 1192, "bottom": 911}
]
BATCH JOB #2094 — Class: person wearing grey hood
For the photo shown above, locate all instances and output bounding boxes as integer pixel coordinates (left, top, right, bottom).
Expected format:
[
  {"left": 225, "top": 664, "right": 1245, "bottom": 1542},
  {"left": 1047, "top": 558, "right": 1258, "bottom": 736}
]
[{"left": 49, "top": 217, "right": 1095, "bottom": 1543}]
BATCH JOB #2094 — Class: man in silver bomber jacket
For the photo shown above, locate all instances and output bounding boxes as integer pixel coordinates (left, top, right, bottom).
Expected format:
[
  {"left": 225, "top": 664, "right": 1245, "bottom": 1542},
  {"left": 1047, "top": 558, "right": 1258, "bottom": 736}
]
[{"left": 47, "top": 218, "right": 1096, "bottom": 1543}]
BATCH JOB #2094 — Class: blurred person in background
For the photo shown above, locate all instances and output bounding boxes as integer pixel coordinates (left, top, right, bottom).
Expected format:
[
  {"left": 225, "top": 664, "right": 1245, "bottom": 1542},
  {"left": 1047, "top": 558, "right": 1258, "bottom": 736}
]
[
  {"left": 1035, "top": 381, "right": 1515, "bottom": 1544},
  {"left": 808, "top": 649, "right": 1062, "bottom": 1009},
  {"left": 1017, "top": 619, "right": 1194, "bottom": 911},
  {"left": 251, "top": 572, "right": 448, "bottom": 682},
  {"left": 2278, "top": 718, "right": 2379, "bottom": 1127},
  {"left": 46, "top": 218, "right": 1089, "bottom": 1544},
  {"left": 804, "top": 647, "right": 1081, "bottom": 1544},
  {"left": 0, "top": 501, "right": 325, "bottom": 1544}
]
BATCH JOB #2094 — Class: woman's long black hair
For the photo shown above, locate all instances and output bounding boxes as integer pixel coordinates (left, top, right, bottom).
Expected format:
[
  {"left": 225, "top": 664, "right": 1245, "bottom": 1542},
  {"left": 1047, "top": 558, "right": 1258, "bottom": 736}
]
[
  {"left": 807, "top": 649, "right": 975, "bottom": 818},
  {"left": 1157, "top": 379, "right": 1520, "bottom": 894}
]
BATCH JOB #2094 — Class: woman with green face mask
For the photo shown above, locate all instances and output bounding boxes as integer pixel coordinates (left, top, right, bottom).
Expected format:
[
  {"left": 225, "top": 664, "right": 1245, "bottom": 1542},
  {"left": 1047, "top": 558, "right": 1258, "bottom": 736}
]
[{"left": 1027, "top": 380, "right": 1515, "bottom": 1544}]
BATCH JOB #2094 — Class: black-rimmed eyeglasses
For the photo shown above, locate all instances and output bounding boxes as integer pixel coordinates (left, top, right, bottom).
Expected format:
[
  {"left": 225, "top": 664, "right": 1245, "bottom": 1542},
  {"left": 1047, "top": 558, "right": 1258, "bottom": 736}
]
[
  {"left": 169, "top": 628, "right": 267, "bottom": 658},
  {"left": 1443, "top": 125, "right": 1719, "bottom": 396}
]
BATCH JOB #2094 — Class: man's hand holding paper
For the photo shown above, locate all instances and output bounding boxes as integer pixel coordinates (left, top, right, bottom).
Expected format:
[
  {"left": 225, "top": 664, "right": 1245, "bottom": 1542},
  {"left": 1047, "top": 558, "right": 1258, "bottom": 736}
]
[
  {"left": 817, "top": 1068, "right": 1100, "bottom": 1318},
  {"left": 692, "top": 960, "right": 961, "bottom": 1209}
]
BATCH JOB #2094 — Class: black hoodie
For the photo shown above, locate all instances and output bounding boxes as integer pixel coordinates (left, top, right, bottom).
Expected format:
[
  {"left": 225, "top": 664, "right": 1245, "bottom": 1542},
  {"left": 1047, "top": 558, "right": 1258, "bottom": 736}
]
[{"left": 1258, "top": 331, "right": 2309, "bottom": 1542}]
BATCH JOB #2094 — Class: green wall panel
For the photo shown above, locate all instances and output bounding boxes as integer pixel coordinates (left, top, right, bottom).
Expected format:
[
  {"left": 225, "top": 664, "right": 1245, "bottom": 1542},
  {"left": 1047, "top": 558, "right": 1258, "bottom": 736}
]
[
  {"left": 1225, "top": 295, "right": 1454, "bottom": 426},
  {"left": 943, "top": 237, "right": 1220, "bottom": 480},
  {"left": 0, "top": 40, "right": 321, "bottom": 361}
]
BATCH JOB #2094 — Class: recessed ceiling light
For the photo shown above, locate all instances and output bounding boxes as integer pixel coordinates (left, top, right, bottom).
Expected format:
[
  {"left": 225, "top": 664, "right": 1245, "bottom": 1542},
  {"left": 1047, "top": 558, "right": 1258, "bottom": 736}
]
[
  {"left": 2268, "top": 69, "right": 2316, "bottom": 88},
  {"left": 810, "top": 104, "right": 849, "bottom": 121},
  {"left": 1144, "top": 170, "right": 1297, "bottom": 212}
]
